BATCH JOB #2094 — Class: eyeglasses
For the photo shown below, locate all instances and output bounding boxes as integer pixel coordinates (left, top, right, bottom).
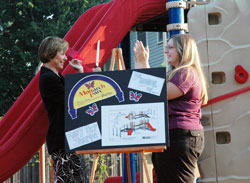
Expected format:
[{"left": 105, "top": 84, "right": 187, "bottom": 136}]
[{"left": 165, "top": 45, "right": 175, "bottom": 50}]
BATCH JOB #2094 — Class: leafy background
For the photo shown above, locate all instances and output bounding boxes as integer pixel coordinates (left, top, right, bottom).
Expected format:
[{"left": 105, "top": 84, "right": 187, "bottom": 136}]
[{"left": 0, "top": 0, "right": 111, "bottom": 116}]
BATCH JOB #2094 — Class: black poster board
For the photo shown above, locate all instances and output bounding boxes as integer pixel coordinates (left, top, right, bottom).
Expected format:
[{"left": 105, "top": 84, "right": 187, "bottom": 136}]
[{"left": 65, "top": 67, "right": 168, "bottom": 152}]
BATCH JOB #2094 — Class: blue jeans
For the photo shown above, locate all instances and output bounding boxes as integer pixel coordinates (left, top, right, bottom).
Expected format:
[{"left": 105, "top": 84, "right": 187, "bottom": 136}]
[{"left": 152, "top": 128, "right": 204, "bottom": 183}]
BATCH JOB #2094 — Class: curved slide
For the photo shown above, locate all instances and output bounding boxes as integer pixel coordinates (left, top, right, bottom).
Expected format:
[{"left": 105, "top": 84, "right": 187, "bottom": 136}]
[{"left": 0, "top": 0, "right": 167, "bottom": 181}]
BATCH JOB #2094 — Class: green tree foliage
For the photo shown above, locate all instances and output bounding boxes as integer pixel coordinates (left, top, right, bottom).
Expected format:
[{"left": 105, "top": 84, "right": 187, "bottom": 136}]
[{"left": 0, "top": 0, "right": 111, "bottom": 116}]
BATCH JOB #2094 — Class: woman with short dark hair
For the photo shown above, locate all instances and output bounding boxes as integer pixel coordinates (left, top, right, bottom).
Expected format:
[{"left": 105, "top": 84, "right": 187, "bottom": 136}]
[{"left": 38, "top": 36, "right": 100, "bottom": 182}]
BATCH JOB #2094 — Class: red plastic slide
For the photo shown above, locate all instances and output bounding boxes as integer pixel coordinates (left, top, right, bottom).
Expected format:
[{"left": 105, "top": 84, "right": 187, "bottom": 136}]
[{"left": 0, "top": 0, "right": 167, "bottom": 181}]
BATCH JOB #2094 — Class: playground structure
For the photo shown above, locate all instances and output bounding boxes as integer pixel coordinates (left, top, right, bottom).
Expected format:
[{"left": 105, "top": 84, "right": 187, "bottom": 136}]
[
  {"left": 0, "top": 0, "right": 167, "bottom": 182},
  {"left": 189, "top": 0, "right": 250, "bottom": 182},
  {"left": 1, "top": 0, "right": 250, "bottom": 182}
]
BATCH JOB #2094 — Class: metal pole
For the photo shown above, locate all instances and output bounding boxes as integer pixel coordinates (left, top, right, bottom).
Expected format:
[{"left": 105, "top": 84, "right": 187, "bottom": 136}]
[{"left": 168, "top": 0, "right": 185, "bottom": 37}]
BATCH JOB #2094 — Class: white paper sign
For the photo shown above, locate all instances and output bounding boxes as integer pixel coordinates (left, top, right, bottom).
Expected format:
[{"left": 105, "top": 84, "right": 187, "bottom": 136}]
[
  {"left": 128, "top": 71, "right": 165, "bottom": 96},
  {"left": 101, "top": 102, "right": 165, "bottom": 146},
  {"left": 65, "top": 122, "right": 101, "bottom": 150}
]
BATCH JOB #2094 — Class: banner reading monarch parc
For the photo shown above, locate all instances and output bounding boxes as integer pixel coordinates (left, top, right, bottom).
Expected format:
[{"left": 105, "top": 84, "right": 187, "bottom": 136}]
[{"left": 68, "top": 74, "right": 125, "bottom": 120}]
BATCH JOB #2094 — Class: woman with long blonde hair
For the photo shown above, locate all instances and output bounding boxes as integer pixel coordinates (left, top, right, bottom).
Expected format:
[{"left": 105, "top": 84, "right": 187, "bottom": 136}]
[{"left": 134, "top": 34, "right": 208, "bottom": 183}]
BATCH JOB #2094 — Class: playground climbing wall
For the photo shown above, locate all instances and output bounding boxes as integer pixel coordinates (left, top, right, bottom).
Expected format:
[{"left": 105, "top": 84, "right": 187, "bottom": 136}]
[{"left": 188, "top": 0, "right": 250, "bottom": 182}]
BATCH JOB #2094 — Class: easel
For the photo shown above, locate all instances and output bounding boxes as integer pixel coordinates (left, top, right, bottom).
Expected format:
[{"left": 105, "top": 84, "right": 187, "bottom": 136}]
[
  {"left": 76, "top": 146, "right": 166, "bottom": 183},
  {"left": 109, "top": 48, "right": 126, "bottom": 71},
  {"left": 76, "top": 48, "right": 166, "bottom": 183}
]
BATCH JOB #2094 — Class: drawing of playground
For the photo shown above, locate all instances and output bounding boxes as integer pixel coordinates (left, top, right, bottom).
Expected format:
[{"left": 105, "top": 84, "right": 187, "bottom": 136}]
[{"left": 101, "top": 102, "right": 166, "bottom": 146}]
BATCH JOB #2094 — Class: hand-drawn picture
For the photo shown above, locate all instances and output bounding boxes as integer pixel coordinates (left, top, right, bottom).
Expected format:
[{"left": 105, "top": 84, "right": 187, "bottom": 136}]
[{"left": 101, "top": 102, "right": 165, "bottom": 146}]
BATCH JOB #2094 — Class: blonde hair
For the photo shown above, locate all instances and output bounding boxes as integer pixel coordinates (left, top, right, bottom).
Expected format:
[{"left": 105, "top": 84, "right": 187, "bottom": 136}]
[
  {"left": 167, "top": 34, "right": 208, "bottom": 105},
  {"left": 38, "top": 36, "right": 68, "bottom": 63}
]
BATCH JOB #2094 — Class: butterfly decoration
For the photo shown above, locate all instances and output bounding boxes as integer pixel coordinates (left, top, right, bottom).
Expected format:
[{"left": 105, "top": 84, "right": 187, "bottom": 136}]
[
  {"left": 85, "top": 81, "right": 95, "bottom": 89},
  {"left": 129, "top": 91, "right": 142, "bottom": 102},
  {"left": 85, "top": 103, "right": 99, "bottom": 116}
]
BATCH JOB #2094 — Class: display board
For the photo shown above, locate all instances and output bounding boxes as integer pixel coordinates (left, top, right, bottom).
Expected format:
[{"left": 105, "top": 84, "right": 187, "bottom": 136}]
[{"left": 64, "top": 67, "right": 168, "bottom": 152}]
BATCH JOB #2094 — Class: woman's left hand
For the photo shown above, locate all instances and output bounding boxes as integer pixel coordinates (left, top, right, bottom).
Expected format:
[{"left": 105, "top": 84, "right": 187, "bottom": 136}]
[
  {"left": 133, "top": 40, "right": 150, "bottom": 68},
  {"left": 69, "top": 59, "right": 84, "bottom": 73}
]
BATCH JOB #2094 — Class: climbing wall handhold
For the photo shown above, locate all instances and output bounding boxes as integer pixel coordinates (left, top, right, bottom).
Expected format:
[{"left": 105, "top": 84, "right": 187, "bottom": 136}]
[{"left": 235, "top": 65, "right": 249, "bottom": 84}]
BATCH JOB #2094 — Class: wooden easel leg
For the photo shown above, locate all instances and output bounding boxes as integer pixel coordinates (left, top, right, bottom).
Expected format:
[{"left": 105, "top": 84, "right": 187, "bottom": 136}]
[
  {"left": 90, "top": 154, "right": 99, "bottom": 183},
  {"left": 109, "top": 48, "right": 117, "bottom": 71},
  {"left": 116, "top": 49, "right": 121, "bottom": 71},
  {"left": 109, "top": 48, "right": 126, "bottom": 71},
  {"left": 126, "top": 153, "right": 132, "bottom": 183},
  {"left": 140, "top": 151, "right": 151, "bottom": 183},
  {"left": 118, "top": 48, "right": 126, "bottom": 70}
]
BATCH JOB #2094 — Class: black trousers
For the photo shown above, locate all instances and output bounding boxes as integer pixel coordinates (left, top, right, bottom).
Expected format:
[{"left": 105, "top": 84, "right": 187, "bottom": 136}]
[
  {"left": 52, "top": 150, "right": 84, "bottom": 183},
  {"left": 152, "top": 128, "right": 204, "bottom": 183}
]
